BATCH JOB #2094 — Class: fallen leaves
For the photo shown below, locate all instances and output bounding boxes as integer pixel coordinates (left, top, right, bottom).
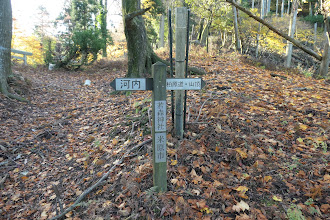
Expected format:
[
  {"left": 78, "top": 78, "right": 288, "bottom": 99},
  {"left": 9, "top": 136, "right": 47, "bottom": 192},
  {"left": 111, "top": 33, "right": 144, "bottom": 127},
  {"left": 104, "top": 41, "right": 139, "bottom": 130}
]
[
  {"left": 1, "top": 52, "right": 329, "bottom": 220},
  {"left": 232, "top": 200, "right": 250, "bottom": 212}
]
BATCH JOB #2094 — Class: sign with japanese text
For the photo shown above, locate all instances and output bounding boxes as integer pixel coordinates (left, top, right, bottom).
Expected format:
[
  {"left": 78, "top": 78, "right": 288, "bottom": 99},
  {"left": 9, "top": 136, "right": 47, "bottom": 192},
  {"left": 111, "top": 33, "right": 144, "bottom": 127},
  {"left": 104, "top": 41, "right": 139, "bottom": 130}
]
[
  {"left": 166, "top": 78, "right": 205, "bottom": 90},
  {"left": 154, "top": 101, "right": 166, "bottom": 132},
  {"left": 155, "top": 132, "right": 166, "bottom": 163}
]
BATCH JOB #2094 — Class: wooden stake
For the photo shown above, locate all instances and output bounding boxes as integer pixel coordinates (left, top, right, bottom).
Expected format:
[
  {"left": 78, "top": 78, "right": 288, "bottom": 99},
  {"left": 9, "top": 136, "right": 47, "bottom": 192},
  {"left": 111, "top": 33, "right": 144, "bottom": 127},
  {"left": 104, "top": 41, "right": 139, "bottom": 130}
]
[
  {"left": 152, "top": 62, "right": 167, "bottom": 192},
  {"left": 175, "top": 7, "right": 187, "bottom": 139}
]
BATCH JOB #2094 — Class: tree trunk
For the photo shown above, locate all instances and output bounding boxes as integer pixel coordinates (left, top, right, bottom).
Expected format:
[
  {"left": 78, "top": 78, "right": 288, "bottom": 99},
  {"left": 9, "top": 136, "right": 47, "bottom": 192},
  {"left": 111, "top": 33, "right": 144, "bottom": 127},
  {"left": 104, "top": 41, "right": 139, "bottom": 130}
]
[
  {"left": 276, "top": 0, "right": 279, "bottom": 16},
  {"left": 232, "top": 1, "right": 241, "bottom": 52},
  {"left": 0, "top": 0, "right": 26, "bottom": 101},
  {"left": 285, "top": 0, "right": 298, "bottom": 67},
  {"left": 200, "top": 20, "right": 211, "bottom": 46},
  {"left": 267, "top": 0, "right": 271, "bottom": 14},
  {"left": 122, "top": 0, "right": 156, "bottom": 77},
  {"left": 252, "top": 0, "right": 255, "bottom": 9},
  {"left": 158, "top": 0, "right": 165, "bottom": 48},
  {"left": 281, "top": 0, "right": 284, "bottom": 17},
  {"left": 287, "top": 0, "right": 290, "bottom": 14},
  {"left": 225, "top": 0, "right": 322, "bottom": 61},
  {"left": 317, "top": 17, "right": 330, "bottom": 77},
  {"left": 197, "top": 18, "right": 205, "bottom": 41},
  {"left": 0, "top": 0, "right": 12, "bottom": 94},
  {"left": 159, "top": 14, "right": 165, "bottom": 48},
  {"left": 101, "top": 0, "right": 108, "bottom": 57},
  {"left": 256, "top": 0, "right": 265, "bottom": 57},
  {"left": 122, "top": 0, "right": 205, "bottom": 77}
]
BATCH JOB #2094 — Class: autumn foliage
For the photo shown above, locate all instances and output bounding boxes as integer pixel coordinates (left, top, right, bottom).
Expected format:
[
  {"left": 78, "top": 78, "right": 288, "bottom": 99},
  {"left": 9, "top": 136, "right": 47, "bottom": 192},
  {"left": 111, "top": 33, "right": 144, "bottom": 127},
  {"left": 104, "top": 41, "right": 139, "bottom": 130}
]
[{"left": 0, "top": 49, "right": 329, "bottom": 219}]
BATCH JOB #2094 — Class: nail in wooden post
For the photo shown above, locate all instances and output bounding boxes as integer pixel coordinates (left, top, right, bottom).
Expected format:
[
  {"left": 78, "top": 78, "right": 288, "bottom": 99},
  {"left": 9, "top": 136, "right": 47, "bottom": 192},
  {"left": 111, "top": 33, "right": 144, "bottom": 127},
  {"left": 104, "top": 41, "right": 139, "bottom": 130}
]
[{"left": 152, "top": 62, "right": 167, "bottom": 192}]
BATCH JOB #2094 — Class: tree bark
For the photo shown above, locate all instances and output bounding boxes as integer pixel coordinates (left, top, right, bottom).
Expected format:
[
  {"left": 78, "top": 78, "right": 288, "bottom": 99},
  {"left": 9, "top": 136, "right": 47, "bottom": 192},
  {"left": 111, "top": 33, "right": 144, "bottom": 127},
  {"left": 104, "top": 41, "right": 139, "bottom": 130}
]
[
  {"left": 287, "top": 0, "right": 291, "bottom": 14},
  {"left": 122, "top": 0, "right": 156, "bottom": 77},
  {"left": 225, "top": 0, "right": 322, "bottom": 61},
  {"left": 285, "top": 0, "right": 298, "bottom": 67},
  {"left": 232, "top": 1, "right": 241, "bottom": 52},
  {"left": 122, "top": 0, "right": 205, "bottom": 76},
  {"left": 317, "top": 17, "right": 330, "bottom": 77},
  {"left": 198, "top": 18, "right": 205, "bottom": 41},
  {"left": 0, "top": 0, "right": 27, "bottom": 102},
  {"left": 158, "top": 0, "right": 165, "bottom": 48},
  {"left": 101, "top": 0, "right": 108, "bottom": 57}
]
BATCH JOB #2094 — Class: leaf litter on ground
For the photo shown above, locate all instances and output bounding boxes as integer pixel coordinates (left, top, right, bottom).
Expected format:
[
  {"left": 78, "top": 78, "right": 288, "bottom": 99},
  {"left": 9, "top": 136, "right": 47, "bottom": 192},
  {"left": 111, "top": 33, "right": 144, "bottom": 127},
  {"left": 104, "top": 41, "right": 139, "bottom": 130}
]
[{"left": 0, "top": 52, "right": 329, "bottom": 220}]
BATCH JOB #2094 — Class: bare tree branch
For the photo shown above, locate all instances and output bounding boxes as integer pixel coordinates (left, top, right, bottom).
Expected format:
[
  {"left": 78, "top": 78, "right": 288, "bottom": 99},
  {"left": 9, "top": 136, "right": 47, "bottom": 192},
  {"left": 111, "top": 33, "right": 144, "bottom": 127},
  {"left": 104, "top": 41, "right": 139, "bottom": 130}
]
[{"left": 125, "top": 7, "right": 151, "bottom": 22}]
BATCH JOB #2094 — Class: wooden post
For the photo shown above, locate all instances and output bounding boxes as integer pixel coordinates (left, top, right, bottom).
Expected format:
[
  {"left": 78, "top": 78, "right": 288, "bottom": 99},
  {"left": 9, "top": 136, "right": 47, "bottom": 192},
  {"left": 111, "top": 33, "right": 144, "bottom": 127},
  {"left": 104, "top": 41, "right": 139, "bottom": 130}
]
[
  {"left": 152, "top": 62, "right": 167, "bottom": 192},
  {"left": 175, "top": 7, "right": 187, "bottom": 139}
]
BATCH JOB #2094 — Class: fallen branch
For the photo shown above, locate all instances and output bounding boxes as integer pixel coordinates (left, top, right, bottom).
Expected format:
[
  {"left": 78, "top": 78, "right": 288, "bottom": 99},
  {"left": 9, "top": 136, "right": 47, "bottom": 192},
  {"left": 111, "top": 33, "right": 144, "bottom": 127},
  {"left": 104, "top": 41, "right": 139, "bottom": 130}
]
[
  {"left": 270, "top": 73, "right": 288, "bottom": 80},
  {"left": 50, "top": 139, "right": 152, "bottom": 220}
]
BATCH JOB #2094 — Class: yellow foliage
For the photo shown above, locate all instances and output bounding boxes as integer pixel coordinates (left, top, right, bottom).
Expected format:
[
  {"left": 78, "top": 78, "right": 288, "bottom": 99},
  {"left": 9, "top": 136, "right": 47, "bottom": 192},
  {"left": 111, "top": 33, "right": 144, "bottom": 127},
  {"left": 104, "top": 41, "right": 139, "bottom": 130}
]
[{"left": 12, "top": 34, "right": 44, "bottom": 65}]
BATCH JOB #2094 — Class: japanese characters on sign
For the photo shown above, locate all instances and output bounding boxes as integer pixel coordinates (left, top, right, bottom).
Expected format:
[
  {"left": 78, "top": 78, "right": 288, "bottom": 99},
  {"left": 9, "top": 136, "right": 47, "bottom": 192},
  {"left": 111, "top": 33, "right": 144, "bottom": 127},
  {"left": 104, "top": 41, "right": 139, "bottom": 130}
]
[
  {"left": 154, "top": 100, "right": 166, "bottom": 132},
  {"left": 115, "top": 78, "right": 146, "bottom": 90},
  {"left": 166, "top": 78, "right": 202, "bottom": 90},
  {"left": 155, "top": 132, "right": 166, "bottom": 163}
]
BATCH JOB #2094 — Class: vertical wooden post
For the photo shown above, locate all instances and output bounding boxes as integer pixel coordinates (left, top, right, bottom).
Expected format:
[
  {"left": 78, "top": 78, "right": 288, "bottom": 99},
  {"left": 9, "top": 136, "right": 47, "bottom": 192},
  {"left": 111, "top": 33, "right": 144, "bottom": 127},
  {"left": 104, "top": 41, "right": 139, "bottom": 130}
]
[
  {"left": 152, "top": 62, "right": 167, "bottom": 192},
  {"left": 23, "top": 55, "right": 27, "bottom": 65},
  {"left": 174, "top": 7, "right": 187, "bottom": 139}
]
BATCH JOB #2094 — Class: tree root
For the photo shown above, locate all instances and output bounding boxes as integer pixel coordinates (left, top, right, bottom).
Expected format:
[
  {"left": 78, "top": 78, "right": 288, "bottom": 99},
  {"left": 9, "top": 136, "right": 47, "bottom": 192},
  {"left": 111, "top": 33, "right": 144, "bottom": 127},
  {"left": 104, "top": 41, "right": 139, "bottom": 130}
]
[
  {"left": 0, "top": 86, "right": 28, "bottom": 103},
  {"left": 49, "top": 139, "right": 152, "bottom": 220}
]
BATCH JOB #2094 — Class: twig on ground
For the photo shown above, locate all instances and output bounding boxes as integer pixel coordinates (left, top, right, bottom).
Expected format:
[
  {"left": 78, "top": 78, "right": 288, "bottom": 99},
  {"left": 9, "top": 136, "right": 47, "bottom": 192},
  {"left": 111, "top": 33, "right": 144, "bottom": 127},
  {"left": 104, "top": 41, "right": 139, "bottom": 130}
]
[
  {"left": 52, "top": 184, "right": 64, "bottom": 213},
  {"left": 49, "top": 138, "right": 152, "bottom": 220}
]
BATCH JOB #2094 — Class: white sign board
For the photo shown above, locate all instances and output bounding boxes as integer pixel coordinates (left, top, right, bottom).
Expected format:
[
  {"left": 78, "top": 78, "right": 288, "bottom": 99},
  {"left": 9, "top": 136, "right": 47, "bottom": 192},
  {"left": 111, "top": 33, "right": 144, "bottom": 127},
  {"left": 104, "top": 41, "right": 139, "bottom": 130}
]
[
  {"left": 115, "top": 78, "right": 147, "bottom": 90},
  {"left": 166, "top": 78, "right": 203, "bottom": 90},
  {"left": 154, "top": 101, "right": 166, "bottom": 132},
  {"left": 155, "top": 132, "right": 166, "bottom": 163}
]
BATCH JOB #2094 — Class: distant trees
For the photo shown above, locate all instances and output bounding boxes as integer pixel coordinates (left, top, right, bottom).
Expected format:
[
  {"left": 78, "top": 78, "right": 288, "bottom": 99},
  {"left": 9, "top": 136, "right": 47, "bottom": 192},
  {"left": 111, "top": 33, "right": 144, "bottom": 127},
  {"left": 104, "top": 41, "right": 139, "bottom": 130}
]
[{"left": 54, "top": 0, "right": 112, "bottom": 69}]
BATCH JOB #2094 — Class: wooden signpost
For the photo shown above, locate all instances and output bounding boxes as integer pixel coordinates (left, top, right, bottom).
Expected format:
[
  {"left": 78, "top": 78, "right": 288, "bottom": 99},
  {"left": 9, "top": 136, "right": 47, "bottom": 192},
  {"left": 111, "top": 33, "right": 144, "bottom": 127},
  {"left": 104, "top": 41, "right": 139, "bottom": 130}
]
[{"left": 110, "top": 62, "right": 205, "bottom": 192}]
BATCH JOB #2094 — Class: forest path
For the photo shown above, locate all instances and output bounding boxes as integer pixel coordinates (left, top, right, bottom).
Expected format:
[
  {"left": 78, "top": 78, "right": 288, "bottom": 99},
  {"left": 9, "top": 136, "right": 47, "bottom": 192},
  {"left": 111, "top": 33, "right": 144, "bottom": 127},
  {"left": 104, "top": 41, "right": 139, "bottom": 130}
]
[{"left": 0, "top": 55, "right": 329, "bottom": 220}]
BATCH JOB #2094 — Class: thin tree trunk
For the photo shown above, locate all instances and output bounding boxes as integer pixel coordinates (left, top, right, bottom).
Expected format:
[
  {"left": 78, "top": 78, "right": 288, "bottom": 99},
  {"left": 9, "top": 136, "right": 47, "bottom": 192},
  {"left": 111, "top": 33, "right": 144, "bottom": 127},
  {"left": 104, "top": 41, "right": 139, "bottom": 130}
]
[
  {"left": 225, "top": 0, "right": 322, "bottom": 61},
  {"left": 285, "top": 0, "right": 298, "bottom": 67},
  {"left": 158, "top": 0, "right": 165, "bottom": 48},
  {"left": 159, "top": 14, "right": 165, "bottom": 48},
  {"left": 287, "top": 0, "right": 291, "bottom": 14},
  {"left": 276, "top": 0, "right": 279, "bottom": 16},
  {"left": 252, "top": 0, "right": 255, "bottom": 9},
  {"left": 232, "top": 1, "right": 241, "bottom": 52},
  {"left": 256, "top": 0, "right": 265, "bottom": 57},
  {"left": 101, "top": 0, "right": 108, "bottom": 57},
  {"left": 198, "top": 18, "right": 205, "bottom": 41},
  {"left": 317, "top": 17, "right": 330, "bottom": 77},
  {"left": 314, "top": 22, "right": 317, "bottom": 45},
  {"left": 267, "top": 0, "right": 271, "bottom": 14},
  {"left": 281, "top": 0, "right": 284, "bottom": 17}
]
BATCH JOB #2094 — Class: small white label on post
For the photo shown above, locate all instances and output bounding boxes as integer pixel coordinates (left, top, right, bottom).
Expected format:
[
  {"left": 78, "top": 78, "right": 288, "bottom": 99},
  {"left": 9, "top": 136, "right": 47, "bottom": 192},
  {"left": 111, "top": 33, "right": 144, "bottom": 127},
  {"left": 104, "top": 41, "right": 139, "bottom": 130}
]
[
  {"left": 154, "top": 100, "right": 166, "bottom": 132},
  {"left": 155, "top": 132, "right": 166, "bottom": 163}
]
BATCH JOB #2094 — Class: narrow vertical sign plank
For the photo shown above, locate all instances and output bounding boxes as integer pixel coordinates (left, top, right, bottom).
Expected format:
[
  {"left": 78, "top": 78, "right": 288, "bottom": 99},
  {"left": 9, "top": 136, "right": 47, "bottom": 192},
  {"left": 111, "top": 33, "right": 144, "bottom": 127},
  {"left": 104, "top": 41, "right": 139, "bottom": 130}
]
[{"left": 152, "top": 62, "right": 167, "bottom": 192}]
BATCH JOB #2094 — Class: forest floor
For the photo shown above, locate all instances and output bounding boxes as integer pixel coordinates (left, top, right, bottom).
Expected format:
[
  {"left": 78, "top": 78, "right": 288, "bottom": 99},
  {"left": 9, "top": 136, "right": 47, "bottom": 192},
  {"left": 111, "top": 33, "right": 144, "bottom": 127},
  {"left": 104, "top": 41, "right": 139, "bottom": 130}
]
[{"left": 0, "top": 49, "right": 329, "bottom": 220}]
